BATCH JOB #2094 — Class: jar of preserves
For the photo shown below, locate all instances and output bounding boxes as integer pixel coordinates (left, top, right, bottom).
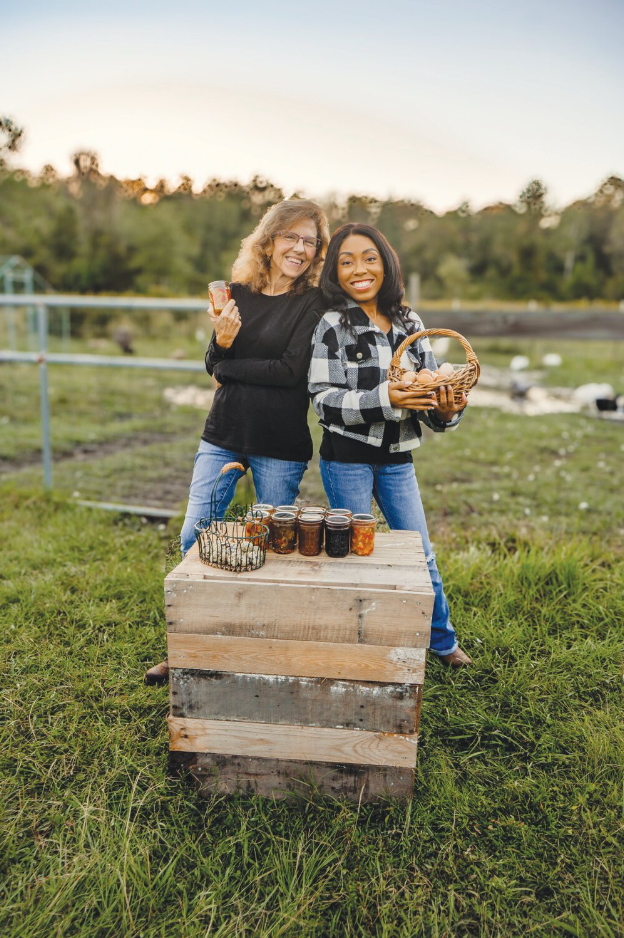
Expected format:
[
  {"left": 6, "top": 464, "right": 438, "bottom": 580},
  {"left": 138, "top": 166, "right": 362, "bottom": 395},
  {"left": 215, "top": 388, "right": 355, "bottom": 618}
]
[
  {"left": 351, "top": 513, "right": 377, "bottom": 556},
  {"left": 245, "top": 509, "right": 270, "bottom": 546},
  {"left": 328, "top": 508, "right": 352, "bottom": 520},
  {"left": 271, "top": 511, "right": 297, "bottom": 554},
  {"left": 325, "top": 514, "right": 351, "bottom": 558},
  {"left": 275, "top": 505, "right": 300, "bottom": 544},
  {"left": 251, "top": 503, "right": 275, "bottom": 516},
  {"left": 297, "top": 513, "right": 324, "bottom": 556},
  {"left": 208, "top": 280, "right": 231, "bottom": 314}
]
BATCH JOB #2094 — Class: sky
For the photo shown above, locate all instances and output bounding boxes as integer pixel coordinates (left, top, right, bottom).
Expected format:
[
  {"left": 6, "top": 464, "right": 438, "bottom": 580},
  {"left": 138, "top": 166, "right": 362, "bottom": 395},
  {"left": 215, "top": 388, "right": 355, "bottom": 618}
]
[{"left": 3, "top": 0, "right": 623, "bottom": 212}]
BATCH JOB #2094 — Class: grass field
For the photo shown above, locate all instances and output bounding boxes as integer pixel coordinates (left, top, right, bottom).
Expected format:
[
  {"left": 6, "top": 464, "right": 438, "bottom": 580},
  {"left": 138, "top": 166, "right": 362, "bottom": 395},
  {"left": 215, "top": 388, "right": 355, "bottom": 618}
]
[{"left": 1, "top": 329, "right": 623, "bottom": 936}]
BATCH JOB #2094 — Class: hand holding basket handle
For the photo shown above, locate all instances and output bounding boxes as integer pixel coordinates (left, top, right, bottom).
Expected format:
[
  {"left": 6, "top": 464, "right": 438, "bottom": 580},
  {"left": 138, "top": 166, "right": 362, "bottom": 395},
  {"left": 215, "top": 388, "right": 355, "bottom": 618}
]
[{"left": 387, "top": 328, "right": 480, "bottom": 405}]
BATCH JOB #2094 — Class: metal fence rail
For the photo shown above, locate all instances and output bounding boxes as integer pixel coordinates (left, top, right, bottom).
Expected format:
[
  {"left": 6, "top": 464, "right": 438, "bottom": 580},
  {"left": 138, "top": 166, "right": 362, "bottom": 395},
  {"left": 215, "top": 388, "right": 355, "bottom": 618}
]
[
  {"left": 2, "top": 293, "right": 623, "bottom": 515},
  {"left": 0, "top": 294, "right": 210, "bottom": 514}
]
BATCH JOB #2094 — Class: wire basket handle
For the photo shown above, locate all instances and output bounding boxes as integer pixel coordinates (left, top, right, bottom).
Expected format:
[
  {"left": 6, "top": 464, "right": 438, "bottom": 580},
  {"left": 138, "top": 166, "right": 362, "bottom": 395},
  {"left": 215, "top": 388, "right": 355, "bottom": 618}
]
[
  {"left": 221, "top": 461, "right": 246, "bottom": 475},
  {"left": 209, "top": 461, "right": 247, "bottom": 521},
  {"left": 391, "top": 328, "right": 480, "bottom": 380}
]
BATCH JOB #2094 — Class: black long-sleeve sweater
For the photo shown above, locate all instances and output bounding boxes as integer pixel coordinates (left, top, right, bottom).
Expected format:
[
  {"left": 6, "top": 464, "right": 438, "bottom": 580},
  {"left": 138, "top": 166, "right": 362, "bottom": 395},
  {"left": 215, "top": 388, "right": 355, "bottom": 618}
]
[{"left": 202, "top": 282, "right": 323, "bottom": 461}]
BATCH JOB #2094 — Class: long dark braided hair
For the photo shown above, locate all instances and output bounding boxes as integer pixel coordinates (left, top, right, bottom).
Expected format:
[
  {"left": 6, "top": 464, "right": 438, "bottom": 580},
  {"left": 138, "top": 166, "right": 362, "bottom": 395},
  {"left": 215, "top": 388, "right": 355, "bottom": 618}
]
[{"left": 319, "top": 223, "right": 414, "bottom": 333}]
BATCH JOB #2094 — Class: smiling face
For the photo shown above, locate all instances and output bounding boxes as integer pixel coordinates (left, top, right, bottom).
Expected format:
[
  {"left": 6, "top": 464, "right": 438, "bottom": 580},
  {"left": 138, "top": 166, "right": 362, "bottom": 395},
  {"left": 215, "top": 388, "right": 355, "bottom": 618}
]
[
  {"left": 268, "top": 217, "right": 319, "bottom": 284},
  {"left": 336, "top": 233, "right": 385, "bottom": 304}
]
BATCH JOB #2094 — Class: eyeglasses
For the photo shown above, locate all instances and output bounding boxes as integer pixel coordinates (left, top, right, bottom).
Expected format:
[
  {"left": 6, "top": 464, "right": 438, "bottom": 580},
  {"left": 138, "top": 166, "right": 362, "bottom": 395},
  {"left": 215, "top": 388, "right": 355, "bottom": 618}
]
[{"left": 274, "top": 230, "right": 321, "bottom": 251}]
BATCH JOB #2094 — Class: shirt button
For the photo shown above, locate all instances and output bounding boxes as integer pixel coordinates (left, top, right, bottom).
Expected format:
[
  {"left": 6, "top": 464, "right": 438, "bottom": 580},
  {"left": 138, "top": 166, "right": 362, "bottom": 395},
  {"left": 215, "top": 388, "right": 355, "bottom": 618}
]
[{"left": 356, "top": 352, "right": 363, "bottom": 359}]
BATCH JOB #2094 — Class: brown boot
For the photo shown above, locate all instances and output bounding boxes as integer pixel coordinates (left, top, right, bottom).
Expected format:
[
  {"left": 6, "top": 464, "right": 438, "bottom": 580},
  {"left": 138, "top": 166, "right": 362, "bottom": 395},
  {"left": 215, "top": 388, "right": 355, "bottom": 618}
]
[
  {"left": 144, "top": 658, "right": 170, "bottom": 685},
  {"left": 438, "top": 647, "right": 472, "bottom": 667}
]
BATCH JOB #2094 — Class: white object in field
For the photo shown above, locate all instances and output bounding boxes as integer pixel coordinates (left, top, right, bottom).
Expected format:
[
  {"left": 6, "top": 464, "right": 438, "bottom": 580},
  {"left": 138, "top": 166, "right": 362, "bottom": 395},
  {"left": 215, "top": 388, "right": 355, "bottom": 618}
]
[
  {"left": 431, "top": 336, "right": 450, "bottom": 357},
  {"left": 195, "top": 328, "right": 207, "bottom": 342},
  {"left": 163, "top": 385, "right": 215, "bottom": 409},
  {"left": 572, "top": 383, "right": 615, "bottom": 405},
  {"left": 542, "top": 353, "right": 562, "bottom": 367},
  {"left": 510, "top": 355, "right": 530, "bottom": 371}
]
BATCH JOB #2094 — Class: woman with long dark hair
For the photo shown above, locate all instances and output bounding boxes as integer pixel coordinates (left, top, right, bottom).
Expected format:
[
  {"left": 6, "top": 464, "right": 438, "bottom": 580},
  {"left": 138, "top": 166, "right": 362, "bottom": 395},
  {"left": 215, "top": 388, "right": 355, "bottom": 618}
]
[{"left": 309, "top": 223, "right": 471, "bottom": 665}]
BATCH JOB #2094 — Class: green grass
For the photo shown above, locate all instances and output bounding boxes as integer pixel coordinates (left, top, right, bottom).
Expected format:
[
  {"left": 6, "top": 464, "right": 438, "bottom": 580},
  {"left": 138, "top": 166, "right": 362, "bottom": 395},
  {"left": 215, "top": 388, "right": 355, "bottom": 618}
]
[
  {"left": 1, "top": 332, "right": 623, "bottom": 935},
  {"left": 1, "top": 477, "right": 622, "bottom": 936}
]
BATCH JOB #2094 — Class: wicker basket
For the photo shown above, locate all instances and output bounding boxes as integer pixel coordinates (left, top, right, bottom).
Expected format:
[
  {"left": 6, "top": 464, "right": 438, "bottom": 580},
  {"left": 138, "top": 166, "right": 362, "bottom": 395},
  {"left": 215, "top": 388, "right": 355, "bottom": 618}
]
[{"left": 387, "top": 328, "right": 480, "bottom": 405}]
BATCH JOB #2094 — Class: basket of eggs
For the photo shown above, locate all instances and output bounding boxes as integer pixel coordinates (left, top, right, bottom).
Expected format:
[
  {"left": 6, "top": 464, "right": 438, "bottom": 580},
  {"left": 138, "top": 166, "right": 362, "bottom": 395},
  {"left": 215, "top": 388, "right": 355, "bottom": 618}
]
[{"left": 387, "top": 328, "right": 480, "bottom": 404}]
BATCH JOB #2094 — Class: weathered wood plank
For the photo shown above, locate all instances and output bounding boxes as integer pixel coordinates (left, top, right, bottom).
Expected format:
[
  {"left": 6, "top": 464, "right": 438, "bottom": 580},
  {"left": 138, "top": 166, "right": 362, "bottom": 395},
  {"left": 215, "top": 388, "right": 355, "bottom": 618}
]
[
  {"left": 168, "top": 716, "right": 418, "bottom": 767},
  {"left": 170, "top": 669, "right": 422, "bottom": 734},
  {"left": 167, "top": 633, "right": 426, "bottom": 684},
  {"left": 178, "top": 545, "right": 429, "bottom": 581},
  {"left": 171, "top": 531, "right": 429, "bottom": 579},
  {"left": 165, "top": 580, "right": 432, "bottom": 647},
  {"left": 169, "top": 751, "right": 414, "bottom": 801}
]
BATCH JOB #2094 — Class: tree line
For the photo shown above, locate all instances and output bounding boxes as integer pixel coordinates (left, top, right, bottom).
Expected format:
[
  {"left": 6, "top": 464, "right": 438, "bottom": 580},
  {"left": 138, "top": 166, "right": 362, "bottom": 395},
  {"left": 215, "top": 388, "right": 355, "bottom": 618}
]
[{"left": 1, "top": 149, "right": 623, "bottom": 302}]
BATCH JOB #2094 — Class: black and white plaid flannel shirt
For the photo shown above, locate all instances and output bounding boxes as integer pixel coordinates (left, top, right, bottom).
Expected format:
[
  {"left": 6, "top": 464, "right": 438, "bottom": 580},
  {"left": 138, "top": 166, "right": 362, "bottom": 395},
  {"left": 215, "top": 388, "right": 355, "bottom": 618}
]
[{"left": 308, "top": 302, "right": 464, "bottom": 452}]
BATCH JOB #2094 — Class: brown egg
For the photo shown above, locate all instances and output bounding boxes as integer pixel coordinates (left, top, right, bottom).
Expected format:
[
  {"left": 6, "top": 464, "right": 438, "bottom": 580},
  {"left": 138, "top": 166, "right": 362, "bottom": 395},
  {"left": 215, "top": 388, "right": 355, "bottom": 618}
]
[
  {"left": 416, "top": 370, "right": 434, "bottom": 385},
  {"left": 402, "top": 370, "right": 418, "bottom": 385},
  {"left": 438, "top": 361, "right": 455, "bottom": 377}
]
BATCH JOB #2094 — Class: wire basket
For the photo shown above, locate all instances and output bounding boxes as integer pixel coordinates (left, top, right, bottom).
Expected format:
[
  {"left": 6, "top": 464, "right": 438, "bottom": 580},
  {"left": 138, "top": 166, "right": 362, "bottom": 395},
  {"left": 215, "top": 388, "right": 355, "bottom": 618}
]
[
  {"left": 194, "top": 462, "right": 269, "bottom": 573},
  {"left": 387, "top": 328, "right": 480, "bottom": 405}
]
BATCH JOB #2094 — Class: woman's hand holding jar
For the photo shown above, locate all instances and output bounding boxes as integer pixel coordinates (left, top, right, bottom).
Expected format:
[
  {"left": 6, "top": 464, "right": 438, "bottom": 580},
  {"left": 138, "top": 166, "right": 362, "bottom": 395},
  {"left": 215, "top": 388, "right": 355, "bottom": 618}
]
[{"left": 209, "top": 298, "right": 242, "bottom": 349}]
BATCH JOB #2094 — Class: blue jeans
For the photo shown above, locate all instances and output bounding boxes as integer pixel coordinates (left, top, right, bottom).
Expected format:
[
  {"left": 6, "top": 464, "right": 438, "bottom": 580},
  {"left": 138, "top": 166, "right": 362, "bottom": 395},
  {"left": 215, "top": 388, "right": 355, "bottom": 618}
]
[
  {"left": 320, "top": 458, "right": 458, "bottom": 656},
  {"left": 180, "top": 441, "right": 308, "bottom": 555}
]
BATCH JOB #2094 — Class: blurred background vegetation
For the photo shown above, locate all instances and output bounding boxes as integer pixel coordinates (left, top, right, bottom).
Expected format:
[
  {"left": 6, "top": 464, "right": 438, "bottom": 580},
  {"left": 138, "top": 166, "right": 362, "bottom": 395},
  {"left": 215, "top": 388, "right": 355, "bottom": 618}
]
[{"left": 1, "top": 146, "right": 623, "bottom": 307}]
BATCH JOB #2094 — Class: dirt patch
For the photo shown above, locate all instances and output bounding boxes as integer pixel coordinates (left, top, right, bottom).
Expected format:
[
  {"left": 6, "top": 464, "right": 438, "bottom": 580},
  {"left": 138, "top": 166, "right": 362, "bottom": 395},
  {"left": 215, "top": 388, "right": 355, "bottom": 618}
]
[{"left": 0, "top": 431, "right": 194, "bottom": 474}]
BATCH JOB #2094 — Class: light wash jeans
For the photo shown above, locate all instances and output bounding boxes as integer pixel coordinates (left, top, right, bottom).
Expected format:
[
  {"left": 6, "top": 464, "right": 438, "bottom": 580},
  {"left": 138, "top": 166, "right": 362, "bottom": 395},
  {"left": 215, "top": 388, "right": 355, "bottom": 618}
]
[
  {"left": 320, "top": 458, "right": 458, "bottom": 656},
  {"left": 180, "top": 440, "right": 308, "bottom": 555}
]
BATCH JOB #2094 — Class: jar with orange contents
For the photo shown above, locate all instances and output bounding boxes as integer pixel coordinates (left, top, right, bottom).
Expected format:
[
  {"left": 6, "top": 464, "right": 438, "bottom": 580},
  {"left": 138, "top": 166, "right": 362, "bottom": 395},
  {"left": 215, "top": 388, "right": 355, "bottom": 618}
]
[
  {"left": 244, "top": 509, "right": 270, "bottom": 546},
  {"left": 350, "top": 513, "right": 377, "bottom": 556}
]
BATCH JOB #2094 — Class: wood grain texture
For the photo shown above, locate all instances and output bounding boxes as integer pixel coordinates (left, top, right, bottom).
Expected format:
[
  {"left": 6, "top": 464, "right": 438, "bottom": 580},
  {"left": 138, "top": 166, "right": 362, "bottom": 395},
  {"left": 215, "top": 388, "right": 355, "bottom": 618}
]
[
  {"left": 168, "top": 715, "right": 418, "bottom": 767},
  {"left": 165, "top": 579, "right": 431, "bottom": 647},
  {"left": 169, "top": 751, "right": 415, "bottom": 801},
  {"left": 176, "top": 531, "right": 428, "bottom": 578},
  {"left": 170, "top": 669, "right": 422, "bottom": 734},
  {"left": 167, "top": 633, "right": 426, "bottom": 684}
]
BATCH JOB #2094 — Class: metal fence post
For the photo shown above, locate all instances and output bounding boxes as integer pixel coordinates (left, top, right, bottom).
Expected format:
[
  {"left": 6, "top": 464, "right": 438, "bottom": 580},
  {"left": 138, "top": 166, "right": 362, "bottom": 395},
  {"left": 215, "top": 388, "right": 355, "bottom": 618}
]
[{"left": 37, "top": 304, "right": 53, "bottom": 490}]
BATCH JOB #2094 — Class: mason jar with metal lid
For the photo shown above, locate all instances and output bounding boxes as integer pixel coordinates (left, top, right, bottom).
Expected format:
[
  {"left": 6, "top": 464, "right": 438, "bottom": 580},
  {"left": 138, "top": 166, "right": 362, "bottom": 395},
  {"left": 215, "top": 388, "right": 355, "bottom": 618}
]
[
  {"left": 350, "top": 513, "right": 377, "bottom": 556},
  {"left": 244, "top": 509, "right": 271, "bottom": 547},
  {"left": 251, "top": 503, "right": 275, "bottom": 516},
  {"left": 325, "top": 514, "right": 351, "bottom": 558},
  {"left": 327, "top": 508, "right": 352, "bottom": 521},
  {"left": 271, "top": 511, "right": 297, "bottom": 554},
  {"left": 297, "top": 513, "right": 324, "bottom": 556},
  {"left": 208, "top": 280, "right": 231, "bottom": 314}
]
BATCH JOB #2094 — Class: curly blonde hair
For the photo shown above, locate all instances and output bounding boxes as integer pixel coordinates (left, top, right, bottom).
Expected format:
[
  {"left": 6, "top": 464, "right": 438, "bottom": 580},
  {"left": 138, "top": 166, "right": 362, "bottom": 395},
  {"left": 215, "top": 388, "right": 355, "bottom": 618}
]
[{"left": 231, "top": 199, "right": 330, "bottom": 295}]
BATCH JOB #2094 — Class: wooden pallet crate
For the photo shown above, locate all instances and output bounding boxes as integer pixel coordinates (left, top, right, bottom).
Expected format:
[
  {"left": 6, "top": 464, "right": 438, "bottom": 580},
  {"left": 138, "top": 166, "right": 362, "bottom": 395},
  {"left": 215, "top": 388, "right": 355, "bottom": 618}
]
[{"left": 166, "top": 531, "right": 433, "bottom": 801}]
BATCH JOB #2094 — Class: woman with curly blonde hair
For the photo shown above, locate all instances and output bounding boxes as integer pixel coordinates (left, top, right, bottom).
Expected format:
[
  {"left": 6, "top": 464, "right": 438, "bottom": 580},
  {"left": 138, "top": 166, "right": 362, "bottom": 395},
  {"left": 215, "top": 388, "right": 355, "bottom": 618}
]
[{"left": 146, "top": 198, "right": 329, "bottom": 685}]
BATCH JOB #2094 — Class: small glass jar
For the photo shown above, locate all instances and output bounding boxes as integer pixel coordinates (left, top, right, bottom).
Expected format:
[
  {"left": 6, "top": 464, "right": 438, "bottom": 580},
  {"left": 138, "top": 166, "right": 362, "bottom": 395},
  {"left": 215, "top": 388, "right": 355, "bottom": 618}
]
[
  {"left": 245, "top": 509, "right": 270, "bottom": 546},
  {"left": 297, "top": 513, "right": 324, "bottom": 556},
  {"left": 325, "top": 515, "right": 351, "bottom": 558},
  {"left": 251, "top": 503, "right": 275, "bottom": 516},
  {"left": 275, "top": 505, "right": 300, "bottom": 515},
  {"left": 300, "top": 506, "right": 327, "bottom": 517},
  {"left": 351, "top": 513, "right": 377, "bottom": 556},
  {"left": 208, "top": 280, "right": 231, "bottom": 314},
  {"left": 328, "top": 508, "right": 352, "bottom": 520},
  {"left": 271, "top": 511, "right": 297, "bottom": 554}
]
